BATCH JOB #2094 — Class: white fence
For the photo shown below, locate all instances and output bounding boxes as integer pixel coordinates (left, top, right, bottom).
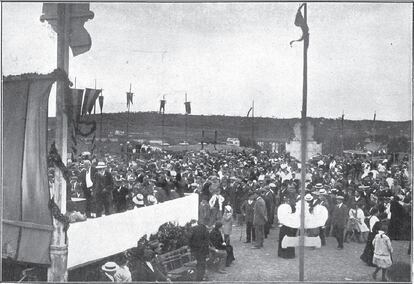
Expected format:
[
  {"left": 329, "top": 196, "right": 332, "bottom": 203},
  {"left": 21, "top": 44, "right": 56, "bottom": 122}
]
[{"left": 67, "top": 193, "right": 199, "bottom": 269}]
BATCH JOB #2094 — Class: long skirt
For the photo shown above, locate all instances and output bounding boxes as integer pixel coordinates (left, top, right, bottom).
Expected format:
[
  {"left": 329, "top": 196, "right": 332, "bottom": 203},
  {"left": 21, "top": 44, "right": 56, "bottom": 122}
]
[
  {"left": 360, "top": 231, "right": 376, "bottom": 266},
  {"left": 278, "top": 225, "right": 297, "bottom": 259}
]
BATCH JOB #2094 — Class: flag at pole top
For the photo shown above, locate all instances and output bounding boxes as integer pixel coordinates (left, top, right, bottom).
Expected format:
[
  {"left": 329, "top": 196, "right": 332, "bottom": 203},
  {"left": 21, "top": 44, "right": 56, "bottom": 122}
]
[
  {"left": 98, "top": 95, "right": 104, "bottom": 113},
  {"left": 246, "top": 107, "right": 253, "bottom": 117},
  {"left": 40, "top": 3, "right": 94, "bottom": 56},
  {"left": 290, "top": 3, "right": 309, "bottom": 48},
  {"left": 160, "top": 99, "right": 166, "bottom": 114},
  {"left": 185, "top": 101, "right": 191, "bottom": 114},
  {"left": 126, "top": 92, "right": 133, "bottom": 107}
]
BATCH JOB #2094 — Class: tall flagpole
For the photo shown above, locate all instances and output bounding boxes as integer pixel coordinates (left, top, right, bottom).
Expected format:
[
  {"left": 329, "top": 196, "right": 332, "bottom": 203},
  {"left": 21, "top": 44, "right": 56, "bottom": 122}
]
[
  {"left": 48, "top": 3, "right": 69, "bottom": 281},
  {"left": 341, "top": 111, "right": 344, "bottom": 156},
  {"left": 185, "top": 93, "right": 188, "bottom": 151},
  {"left": 94, "top": 79, "right": 97, "bottom": 115},
  {"left": 299, "top": 2, "right": 308, "bottom": 282},
  {"left": 162, "top": 95, "right": 165, "bottom": 150},
  {"left": 127, "top": 84, "right": 131, "bottom": 140},
  {"left": 251, "top": 100, "right": 255, "bottom": 146}
]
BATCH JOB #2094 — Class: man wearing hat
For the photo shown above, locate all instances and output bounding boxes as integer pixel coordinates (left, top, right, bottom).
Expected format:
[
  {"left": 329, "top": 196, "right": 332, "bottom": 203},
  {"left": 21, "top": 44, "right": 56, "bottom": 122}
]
[
  {"left": 240, "top": 191, "right": 256, "bottom": 243},
  {"left": 94, "top": 161, "right": 114, "bottom": 217},
  {"left": 79, "top": 160, "right": 96, "bottom": 218},
  {"left": 100, "top": 262, "right": 119, "bottom": 282},
  {"left": 331, "top": 195, "right": 349, "bottom": 249},
  {"left": 252, "top": 189, "right": 267, "bottom": 249},
  {"left": 112, "top": 176, "right": 129, "bottom": 213}
]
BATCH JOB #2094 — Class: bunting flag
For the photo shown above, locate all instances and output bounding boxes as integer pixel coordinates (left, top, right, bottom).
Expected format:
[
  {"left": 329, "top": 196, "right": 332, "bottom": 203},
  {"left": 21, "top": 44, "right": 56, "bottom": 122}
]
[
  {"left": 65, "top": 88, "right": 84, "bottom": 124},
  {"left": 98, "top": 95, "right": 104, "bottom": 114},
  {"left": 2, "top": 70, "right": 69, "bottom": 265},
  {"left": 160, "top": 99, "right": 166, "bottom": 114},
  {"left": 373, "top": 112, "right": 376, "bottom": 122},
  {"left": 289, "top": 4, "right": 309, "bottom": 48},
  {"left": 247, "top": 107, "right": 253, "bottom": 117},
  {"left": 341, "top": 113, "right": 345, "bottom": 129},
  {"left": 126, "top": 92, "right": 133, "bottom": 108},
  {"left": 81, "top": 88, "right": 102, "bottom": 115},
  {"left": 185, "top": 101, "right": 191, "bottom": 114},
  {"left": 40, "top": 3, "right": 94, "bottom": 57}
]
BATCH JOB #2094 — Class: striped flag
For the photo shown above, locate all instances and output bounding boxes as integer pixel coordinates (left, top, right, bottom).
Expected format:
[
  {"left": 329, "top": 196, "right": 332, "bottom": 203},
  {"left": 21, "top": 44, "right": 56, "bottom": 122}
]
[{"left": 81, "top": 88, "right": 101, "bottom": 115}]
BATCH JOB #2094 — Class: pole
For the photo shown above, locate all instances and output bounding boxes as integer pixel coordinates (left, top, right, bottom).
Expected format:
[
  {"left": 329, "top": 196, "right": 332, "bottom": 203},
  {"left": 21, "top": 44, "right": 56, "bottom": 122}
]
[
  {"left": 251, "top": 100, "right": 255, "bottom": 146},
  {"left": 162, "top": 95, "right": 165, "bottom": 150},
  {"left": 341, "top": 112, "right": 344, "bottom": 157},
  {"left": 185, "top": 93, "right": 188, "bottom": 151},
  {"left": 299, "top": 3, "right": 308, "bottom": 282},
  {"left": 48, "top": 3, "right": 69, "bottom": 281},
  {"left": 94, "top": 79, "right": 97, "bottom": 115},
  {"left": 126, "top": 84, "right": 131, "bottom": 164}
]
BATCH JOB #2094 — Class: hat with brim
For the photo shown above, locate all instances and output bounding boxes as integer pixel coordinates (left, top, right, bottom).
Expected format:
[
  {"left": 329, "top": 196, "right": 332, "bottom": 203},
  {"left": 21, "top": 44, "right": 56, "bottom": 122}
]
[
  {"left": 101, "top": 262, "right": 118, "bottom": 273},
  {"left": 318, "top": 188, "right": 327, "bottom": 195},
  {"left": 96, "top": 162, "right": 107, "bottom": 169},
  {"left": 336, "top": 195, "right": 344, "bottom": 200},
  {"left": 304, "top": 193, "right": 313, "bottom": 201},
  {"left": 314, "top": 183, "right": 323, "bottom": 189},
  {"left": 132, "top": 194, "right": 144, "bottom": 205}
]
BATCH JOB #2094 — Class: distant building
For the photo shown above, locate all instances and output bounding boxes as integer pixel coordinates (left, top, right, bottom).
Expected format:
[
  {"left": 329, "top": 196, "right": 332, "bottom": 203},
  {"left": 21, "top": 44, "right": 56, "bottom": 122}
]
[{"left": 226, "top": 138, "right": 240, "bottom": 146}]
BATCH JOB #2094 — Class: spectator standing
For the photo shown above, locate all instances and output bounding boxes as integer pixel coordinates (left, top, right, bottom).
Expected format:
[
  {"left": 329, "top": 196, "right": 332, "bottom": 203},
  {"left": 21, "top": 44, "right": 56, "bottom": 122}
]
[
  {"left": 331, "top": 195, "right": 348, "bottom": 249},
  {"left": 188, "top": 221, "right": 210, "bottom": 281},
  {"left": 252, "top": 190, "right": 267, "bottom": 249},
  {"left": 240, "top": 192, "right": 256, "bottom": 243}
]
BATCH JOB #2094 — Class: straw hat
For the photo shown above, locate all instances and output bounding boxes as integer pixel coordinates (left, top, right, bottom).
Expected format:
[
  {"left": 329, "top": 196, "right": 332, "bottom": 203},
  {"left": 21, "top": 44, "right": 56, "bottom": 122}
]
[
  {"left": 96, "top": 161, "right": 107, "bottom": 169},
  {"left": 101, "top": 262, "right": 118, "bottom": 273}
]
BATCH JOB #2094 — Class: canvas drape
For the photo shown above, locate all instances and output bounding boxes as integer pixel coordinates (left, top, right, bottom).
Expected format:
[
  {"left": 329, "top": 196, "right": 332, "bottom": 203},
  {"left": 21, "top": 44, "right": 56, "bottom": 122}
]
[{"left": 3, "top": 73, "right": 58, "bottom": 264}]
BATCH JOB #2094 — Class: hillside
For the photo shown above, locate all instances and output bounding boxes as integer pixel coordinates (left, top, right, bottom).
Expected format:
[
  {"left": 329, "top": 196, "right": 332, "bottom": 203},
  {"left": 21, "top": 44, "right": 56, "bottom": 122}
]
[{"left": 48, "top": 112, "right": 411, "bottom": 154}]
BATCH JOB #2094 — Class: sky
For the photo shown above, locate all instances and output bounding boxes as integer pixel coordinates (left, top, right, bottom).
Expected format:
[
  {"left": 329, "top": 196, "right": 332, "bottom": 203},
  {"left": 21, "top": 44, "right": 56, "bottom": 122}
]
[{"left": 2, "top": 2, "right": 412, "bottom": 121}]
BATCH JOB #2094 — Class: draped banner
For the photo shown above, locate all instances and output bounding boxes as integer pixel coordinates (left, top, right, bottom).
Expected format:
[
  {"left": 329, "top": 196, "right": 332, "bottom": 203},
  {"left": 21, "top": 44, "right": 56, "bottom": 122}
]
[
  {"left": 81, "top": 88, "right": 101, "bottom": 116},
  {"left": 65, "top": 88, "right": 84, "bottom": 124},
  {"left": 2, "top": 70, "right": 68, "bottom": 264}
]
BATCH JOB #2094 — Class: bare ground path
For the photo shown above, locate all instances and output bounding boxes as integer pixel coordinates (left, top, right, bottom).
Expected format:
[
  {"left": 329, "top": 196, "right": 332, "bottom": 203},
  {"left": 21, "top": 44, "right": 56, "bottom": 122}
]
[{"left": 206, "top": 225, "right": 411, "bottom": 283}]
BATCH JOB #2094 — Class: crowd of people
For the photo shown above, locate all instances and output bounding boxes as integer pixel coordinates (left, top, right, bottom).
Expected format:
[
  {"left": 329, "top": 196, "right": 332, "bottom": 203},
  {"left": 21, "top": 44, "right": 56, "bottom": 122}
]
[{"left": 59, "top": 142, "right": 411, "bottom": 282}]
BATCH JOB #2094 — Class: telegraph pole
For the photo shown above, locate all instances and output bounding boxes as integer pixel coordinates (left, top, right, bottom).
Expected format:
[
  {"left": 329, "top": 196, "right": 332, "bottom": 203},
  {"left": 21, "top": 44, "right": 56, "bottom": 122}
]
[
  {"left": 185, "top": 93, "right": 188, "bottom": 151},
  {"left": 299, "top": 3, "right": 308, "bottom": 282},
  {"left": 48, "top": 3, "right": 69, "bottom": 281}
]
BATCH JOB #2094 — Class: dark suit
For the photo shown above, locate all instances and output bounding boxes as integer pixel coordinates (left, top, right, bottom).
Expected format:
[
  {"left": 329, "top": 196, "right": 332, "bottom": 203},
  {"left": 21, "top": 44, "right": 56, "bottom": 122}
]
[
  {"left": 93, "top": 171, "right": 114, "bottom": 217},
  {"left": 131, "top": 257, "right": 168, "bottom": 282},
  {"left": 79, "top": 167, "right": 96, "bottom": 217},
  {"left": 331, "top": 203, "right": 348, "bottom": 248},
  {"left": 253, "top": 196, "right": 267, "bottom": 247},
  {"left": 189, "top": 224, "right": 210, "bottom": 281}
]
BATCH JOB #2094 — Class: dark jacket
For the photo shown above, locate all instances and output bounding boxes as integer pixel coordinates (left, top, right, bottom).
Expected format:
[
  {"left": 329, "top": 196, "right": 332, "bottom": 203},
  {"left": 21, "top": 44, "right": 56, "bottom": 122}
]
[
  {"left": 189, "top": 224, "right": 210, "bottom": 256},
  {"left": 131, "top": 257, "right": 168, "bottom": 282},
  {"left": 240, "top": 200, "right": 255, "bottom": 223},
  {"left": 253, "top": 196, "right": 267, "bottom": 226},
  {"left": 93, "top": 171, "right": 113, "bottom": 195},
  {"left": 209, "top": 228, "right": 226, "bottom": 250},
  {"left": 331, "top": 203, "right": 349, "bottom": 228}
]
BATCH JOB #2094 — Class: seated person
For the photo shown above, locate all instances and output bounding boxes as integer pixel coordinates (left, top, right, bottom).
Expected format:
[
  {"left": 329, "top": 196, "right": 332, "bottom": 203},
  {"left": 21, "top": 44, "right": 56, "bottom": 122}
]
[
  {"left": 209, "top": 222, "right": 229, "bottom": 273},
  {"left": 100, "top": 262, "right": 119, "bottom": 282},
  {"left": 128, "top": 248, "right": 170, "bottom": 282}
]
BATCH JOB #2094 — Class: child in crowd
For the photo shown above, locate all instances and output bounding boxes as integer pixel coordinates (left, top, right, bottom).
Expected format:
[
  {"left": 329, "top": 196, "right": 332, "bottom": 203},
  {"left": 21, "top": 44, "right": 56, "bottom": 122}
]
[{"left": 372, "top": 223, "right": 393, "bottom": 281}]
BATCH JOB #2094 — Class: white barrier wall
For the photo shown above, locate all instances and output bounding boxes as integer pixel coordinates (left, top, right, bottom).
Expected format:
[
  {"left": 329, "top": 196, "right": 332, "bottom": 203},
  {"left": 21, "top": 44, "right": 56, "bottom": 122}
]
[{"left": 67, "top": 193, "right": 199, "bottom": 269}]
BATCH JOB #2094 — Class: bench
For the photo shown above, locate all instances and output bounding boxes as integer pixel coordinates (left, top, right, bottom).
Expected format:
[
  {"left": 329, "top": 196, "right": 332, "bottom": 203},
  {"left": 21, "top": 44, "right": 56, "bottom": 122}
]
[{"left": 157, "top": 246, "right": 196, "bottom": 280}]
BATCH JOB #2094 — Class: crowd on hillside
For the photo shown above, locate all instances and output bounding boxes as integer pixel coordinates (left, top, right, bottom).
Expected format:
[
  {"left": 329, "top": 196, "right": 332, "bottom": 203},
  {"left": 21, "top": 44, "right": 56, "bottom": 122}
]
[{"left": 54, "top": 142, "right": 411, "bottom": 281}]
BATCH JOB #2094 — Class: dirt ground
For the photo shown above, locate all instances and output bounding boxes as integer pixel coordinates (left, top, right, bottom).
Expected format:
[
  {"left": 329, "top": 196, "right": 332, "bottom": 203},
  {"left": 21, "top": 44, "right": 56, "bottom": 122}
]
[{"left": 206, "top": 225, "right": 411, "bottom": 283}]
